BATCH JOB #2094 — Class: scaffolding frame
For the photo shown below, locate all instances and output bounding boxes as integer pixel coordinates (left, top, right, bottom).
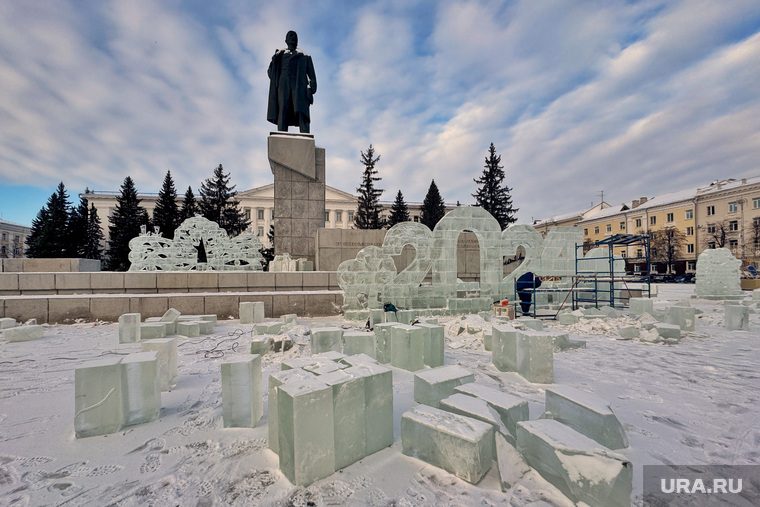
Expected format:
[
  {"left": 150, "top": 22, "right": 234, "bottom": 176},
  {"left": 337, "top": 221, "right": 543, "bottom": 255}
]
[{"left": 572, "top": 234, "right": 651, "bottom": 309}]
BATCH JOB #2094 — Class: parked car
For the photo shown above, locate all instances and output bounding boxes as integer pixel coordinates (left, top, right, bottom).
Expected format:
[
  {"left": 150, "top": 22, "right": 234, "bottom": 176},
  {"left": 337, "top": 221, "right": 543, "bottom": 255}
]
[
  {"left": 650, "top": 274, "right": 676, "bottom": 283},
  {"left": 675, "top": 274, "right": 695, "bottom": 283}
]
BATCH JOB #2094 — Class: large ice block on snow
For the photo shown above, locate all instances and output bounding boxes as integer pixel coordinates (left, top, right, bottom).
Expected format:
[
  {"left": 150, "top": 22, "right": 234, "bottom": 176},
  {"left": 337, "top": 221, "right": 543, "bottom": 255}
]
[
  {"left": 414, "top": 365, "right": 474, "bottom": 408},
  {"left": 492, "top": 324, "right": 518, "bottom": 372},
  {"left": 439, "top": 393, "right": 507, "bottom": 457},
  {"left": 141, "top": 337, "right": 178, "bottom": 391},
  {"left": 240, "top": 301, "right": 265, "bottom": 324},
  {"left": 342, "top": 331, "right": 376, "bottom": 358},
  {"left": 118, "top": 313, "right": 141, "bottom": 343},
  {"left": 277, "top": 378, "right": 335, "bottom": 487},
  {"left": 75, "top": 357, "right": 124, "bottom": 438},
  {"left": 666, "top": 306, "right": 696, "bottom": 331},
  {"left": 396, "top": 309, "right": 415, "bottom": 325},
  {"left": 160, "top": 307, "right": 181, "bottom": 323},
  {"left": 140, "top": 323, "right": 166, "bottom": 339},
  {"left": 390, "top": 324, "right": 425, "bottom": 372},
  {"left": 311, "top": 327, "right": 343, "bottom": 354},
  {"left": 373, "top": 322, "right": 398, "bottom": 363},
  {"left": 120, "top": 351, "right": 160, "bottom": 427},
  {"left": 401, "top": 404, "right": 493, "bottom": 484},
  {"left": 725, "top": 304, "right": 749, "bottom": 330},
  {"left": 369, "top": 308, "right": 385, "bottom": 327},
  {"left": 268, "top": 368, "right": 316, "bottom": 454},
  {"left": 414, "top": 322, "right": 445, "bottom": 367},
  {"left": 516, "top": 419, "right": 632, "bottom": 507},
  {"left": 4, "top": 325, "right": 45, "bottom": 342},
  {"left": 629, "top": 297, "right": 654, "bottom": 317},
  {"left": 343, "top": 362, "right": 393, "bottom": 455},
  {"left": 454, "top": 383, "right": 528, "bottom": 443},
  {"left": 319, "top": 369, "right": 366, "bottom": 470},
  {"left": 695, "top": 248, "right": 742, "bottom": 299},
  {"left": 338, "top": 353, "right": 378, "bottom": 367},
  {"left": 545, "top": 386, "right": 628, "bottom": 449},
  {"left": 0, "top": 317, "right": 16, "bottom": 330},
  {"left": 221, "top": 355, "right": 263, "bottom": 428},
  {"left": 176, "top": 321, "right": 200, "bottom": 337},
  {"left": 516, "top": 330, "right": 554, "bottom": 383}
]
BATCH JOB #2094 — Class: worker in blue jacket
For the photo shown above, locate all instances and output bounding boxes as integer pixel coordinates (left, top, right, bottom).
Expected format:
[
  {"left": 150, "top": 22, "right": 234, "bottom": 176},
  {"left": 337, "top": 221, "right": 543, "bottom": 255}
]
[{"left": 516, "top": 272, "right": 541, "bottom": 316}]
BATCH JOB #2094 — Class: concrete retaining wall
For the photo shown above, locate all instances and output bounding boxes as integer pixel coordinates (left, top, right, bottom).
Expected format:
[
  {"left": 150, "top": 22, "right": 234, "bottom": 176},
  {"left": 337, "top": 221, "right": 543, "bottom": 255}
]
[
  {"left": 1, "top": 290, "right": 343, "bottom": 323},
  {"left": 0, "top": 258, "right": 101, "bottom": 272},
  {"left": 0, "top": 271, "right": 340, "bottom": 296}
]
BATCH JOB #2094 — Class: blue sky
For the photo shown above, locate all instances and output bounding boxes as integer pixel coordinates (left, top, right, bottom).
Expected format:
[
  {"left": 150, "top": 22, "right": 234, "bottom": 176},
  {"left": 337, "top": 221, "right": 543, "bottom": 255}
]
[{"left": 1, "top": 0, "right": 759, "bottom": 227}]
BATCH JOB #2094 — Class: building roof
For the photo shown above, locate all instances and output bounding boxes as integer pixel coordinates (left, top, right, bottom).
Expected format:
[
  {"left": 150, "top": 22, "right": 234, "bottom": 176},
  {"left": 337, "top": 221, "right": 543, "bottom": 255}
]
[{"left": 0, "top": 219, "right": 32, "bottom": 230}]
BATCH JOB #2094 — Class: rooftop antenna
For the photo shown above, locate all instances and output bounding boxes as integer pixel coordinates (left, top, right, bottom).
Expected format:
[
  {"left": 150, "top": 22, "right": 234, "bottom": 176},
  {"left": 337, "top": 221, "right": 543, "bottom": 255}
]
[{"left": 597, "top": 190, "right": 604, "bottom": 204}]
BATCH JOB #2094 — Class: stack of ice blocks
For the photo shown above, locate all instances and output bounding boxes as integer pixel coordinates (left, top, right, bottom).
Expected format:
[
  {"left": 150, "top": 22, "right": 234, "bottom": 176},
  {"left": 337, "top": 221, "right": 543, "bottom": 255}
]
[{"left": 269, "top": 353, "right": 394, "bottom": 486}]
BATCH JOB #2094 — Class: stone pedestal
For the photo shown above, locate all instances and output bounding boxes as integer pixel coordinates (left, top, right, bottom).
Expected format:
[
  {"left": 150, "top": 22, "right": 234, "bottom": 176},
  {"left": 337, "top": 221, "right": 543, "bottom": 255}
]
[{"left": 269, "top": 132, "right": 326, "bottom": 264}]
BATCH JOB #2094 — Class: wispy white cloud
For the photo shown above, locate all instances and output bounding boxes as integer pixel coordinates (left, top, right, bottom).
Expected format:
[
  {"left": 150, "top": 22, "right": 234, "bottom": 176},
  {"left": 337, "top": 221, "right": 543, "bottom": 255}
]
[{"left": 0, "top": 0, "right": 759, "bottom": 226}]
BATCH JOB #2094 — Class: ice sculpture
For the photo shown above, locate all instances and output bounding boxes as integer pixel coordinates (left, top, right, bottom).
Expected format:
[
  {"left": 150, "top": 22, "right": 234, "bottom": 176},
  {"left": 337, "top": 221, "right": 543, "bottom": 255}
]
[
  {"left": 128, "top": 216, "right": 264, "bottom": 271},
  {"left": 337, "top": 206, "right": 583, "bottom": 316}
]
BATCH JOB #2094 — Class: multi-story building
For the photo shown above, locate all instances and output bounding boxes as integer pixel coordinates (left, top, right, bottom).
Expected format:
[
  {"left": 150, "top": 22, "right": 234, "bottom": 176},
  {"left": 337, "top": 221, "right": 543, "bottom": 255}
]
[
  {"left": 532, "top": 202, "right": 609, "bottom": 237},
  {"left": 0, "top": 220, "right": 31, "bottom": 258},
  {"left": 547, "top": 176, "right": 760, "bottom": 274}
]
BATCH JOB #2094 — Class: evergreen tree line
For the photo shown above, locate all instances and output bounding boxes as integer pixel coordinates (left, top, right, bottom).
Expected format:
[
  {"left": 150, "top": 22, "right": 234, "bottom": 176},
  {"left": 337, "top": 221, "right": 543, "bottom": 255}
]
[
  {"left": 354, "top": 142, "right": 517, "bottom": 231},
  {"left": 27, "top": 164, "right": 250, "bottom": 271}
]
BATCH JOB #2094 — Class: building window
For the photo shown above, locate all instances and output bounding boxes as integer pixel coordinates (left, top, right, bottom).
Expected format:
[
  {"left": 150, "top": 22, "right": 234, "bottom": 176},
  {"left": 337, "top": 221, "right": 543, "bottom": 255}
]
[
  {"left": 606, "top": 224, "right": 611, "bottom": 233},
  {"left": 583, "top": 228, "right": 588, "bottom": 236},
  {"left": 244, "top": 209, "right": 251, "bottom": 220},
  {"left": 348, "top": 211, "right": 354, "bottom": 223},
  {"left": 257, "top": 226, "right": 264, "bottom": 237},
  {"left": 666, "top": 212, "right": 674, "bottom": 222},
  {"left": 413, "top": 216, "right": 420, "bottom": 222},
  {"left": 1, "top": 233, "right": 5, "bottom": 240},
  {"left": 619, "top": 221, "right": 625, "bottom": 230},
  {"left": 687, "top": 244, "right": 694, "bottom": 253},
  {"left": 0, "top": 246, "right": 5, "bottom": 256},
  {"left": 708, "top": 242, "right": 716, "bottom": 249},
  {"left": 729, "top": 239, "right": 738, "bottom": 250},
  {"left": 687, "top": 261, "right": 696, "bottom": 270},
  {"left": 620, "top": 251, "right": 626, "bottom": 258},
  {"left": 635, "top": 218, "right": 642, "bottom": 228},
  {"left": 728, "top": 201, "right": 738, "bottom": 213},
  {"left": 685, "top": 209, "right": 693, "bottom": 219},
  {"left": 650, "top": 216, "right": 656, "bottom": 225},
  {"left": 753, "top": 197, "right": 760, "bottom": 209},
  {"left": 707, "top": 224, "right": 716, "bottom": 234},
  {"left": 754, "top": 217, "right": 760, "bottom": 227},
  {"left": 686, "top": 226, "right": 694, "bottom": 236},
  {"left": 594, "top": 226, "right": 599, "bottom": 234},
  {"left": 271, "top": 209, "right": 275, "bottom": 219},
  {"left": 706, "top": 205, "right": 715, "bottom": 216},
  {"left": 14, "top": 235, "right": 20, "bottom": 242},
  {"left": 729, "top": 220, "right": 738, "bottom": 231},
  {"left": 636, "top": 249, "right": 643, "bottom": 258},
  {"left": 257, "top": 209, "right": 264, "bottom": 220},
  {"left": 324, "top": 211, "right": 330, "bottom": 222},
  {"left": 335, "top": 211, "right": 343, "bottom": 223}
]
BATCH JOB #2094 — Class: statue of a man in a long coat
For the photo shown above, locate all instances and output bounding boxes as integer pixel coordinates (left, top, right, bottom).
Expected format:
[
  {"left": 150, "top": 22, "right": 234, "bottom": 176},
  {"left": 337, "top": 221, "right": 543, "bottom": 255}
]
[{"left": 267, "top": 31, "right": 317, "bottom": 134}]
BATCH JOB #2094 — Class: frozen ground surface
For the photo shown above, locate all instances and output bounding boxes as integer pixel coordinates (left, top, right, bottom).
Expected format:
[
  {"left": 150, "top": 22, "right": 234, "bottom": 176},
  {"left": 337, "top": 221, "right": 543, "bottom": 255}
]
[{"left": 1, "top": 284, "right": 758, "bottom": 506}]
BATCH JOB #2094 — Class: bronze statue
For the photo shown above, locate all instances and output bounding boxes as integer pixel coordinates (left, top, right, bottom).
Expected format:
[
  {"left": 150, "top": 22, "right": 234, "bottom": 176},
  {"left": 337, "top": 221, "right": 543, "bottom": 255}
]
[{"left": 267, "top": 31, "right": 317, "bottom": 134}]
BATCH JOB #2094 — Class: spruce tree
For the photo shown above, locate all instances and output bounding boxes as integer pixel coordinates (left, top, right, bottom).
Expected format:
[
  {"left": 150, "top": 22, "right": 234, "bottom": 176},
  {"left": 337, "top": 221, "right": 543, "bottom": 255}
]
[
  {"left": 85, "top": 203, "right": 104, "bottom": 260},
  {"left": 472, "top": 143, "right": 518, "bottom": 229},
  {"left": 420, "top": 180, "right": 446, "bottom": 230},
  {"left": 68, "top": 191, "right": 90, "bottom": 257},
  {"left": 107, "top": 176, "right": 150, "bottom": 271},
  {"left": 179, "top": 186, "right": 199, "bottom": 222},
  {"left": 153, "top": 170, "right": 180, "bottom": 239},
  {"left": 198, "top": 164, "right": 249, "bottom": 236},
  {"left": 25, "top": 207, "right": 50, "bottom": 258},
  {"left": 25, "top": 182, "right": 71, "bottom": 258},
  {"left": 387, "top": 190, "right": 410, "bottom": 228},
  {"left": 354, "top": 144, "right": 384, "bottom": 229}
]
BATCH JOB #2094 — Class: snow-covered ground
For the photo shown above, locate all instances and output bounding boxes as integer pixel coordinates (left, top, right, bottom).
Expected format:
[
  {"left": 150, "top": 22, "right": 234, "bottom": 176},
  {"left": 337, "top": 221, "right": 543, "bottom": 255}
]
[{"left": 1, "top": 284, "right": 758, "bottom": 506}]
